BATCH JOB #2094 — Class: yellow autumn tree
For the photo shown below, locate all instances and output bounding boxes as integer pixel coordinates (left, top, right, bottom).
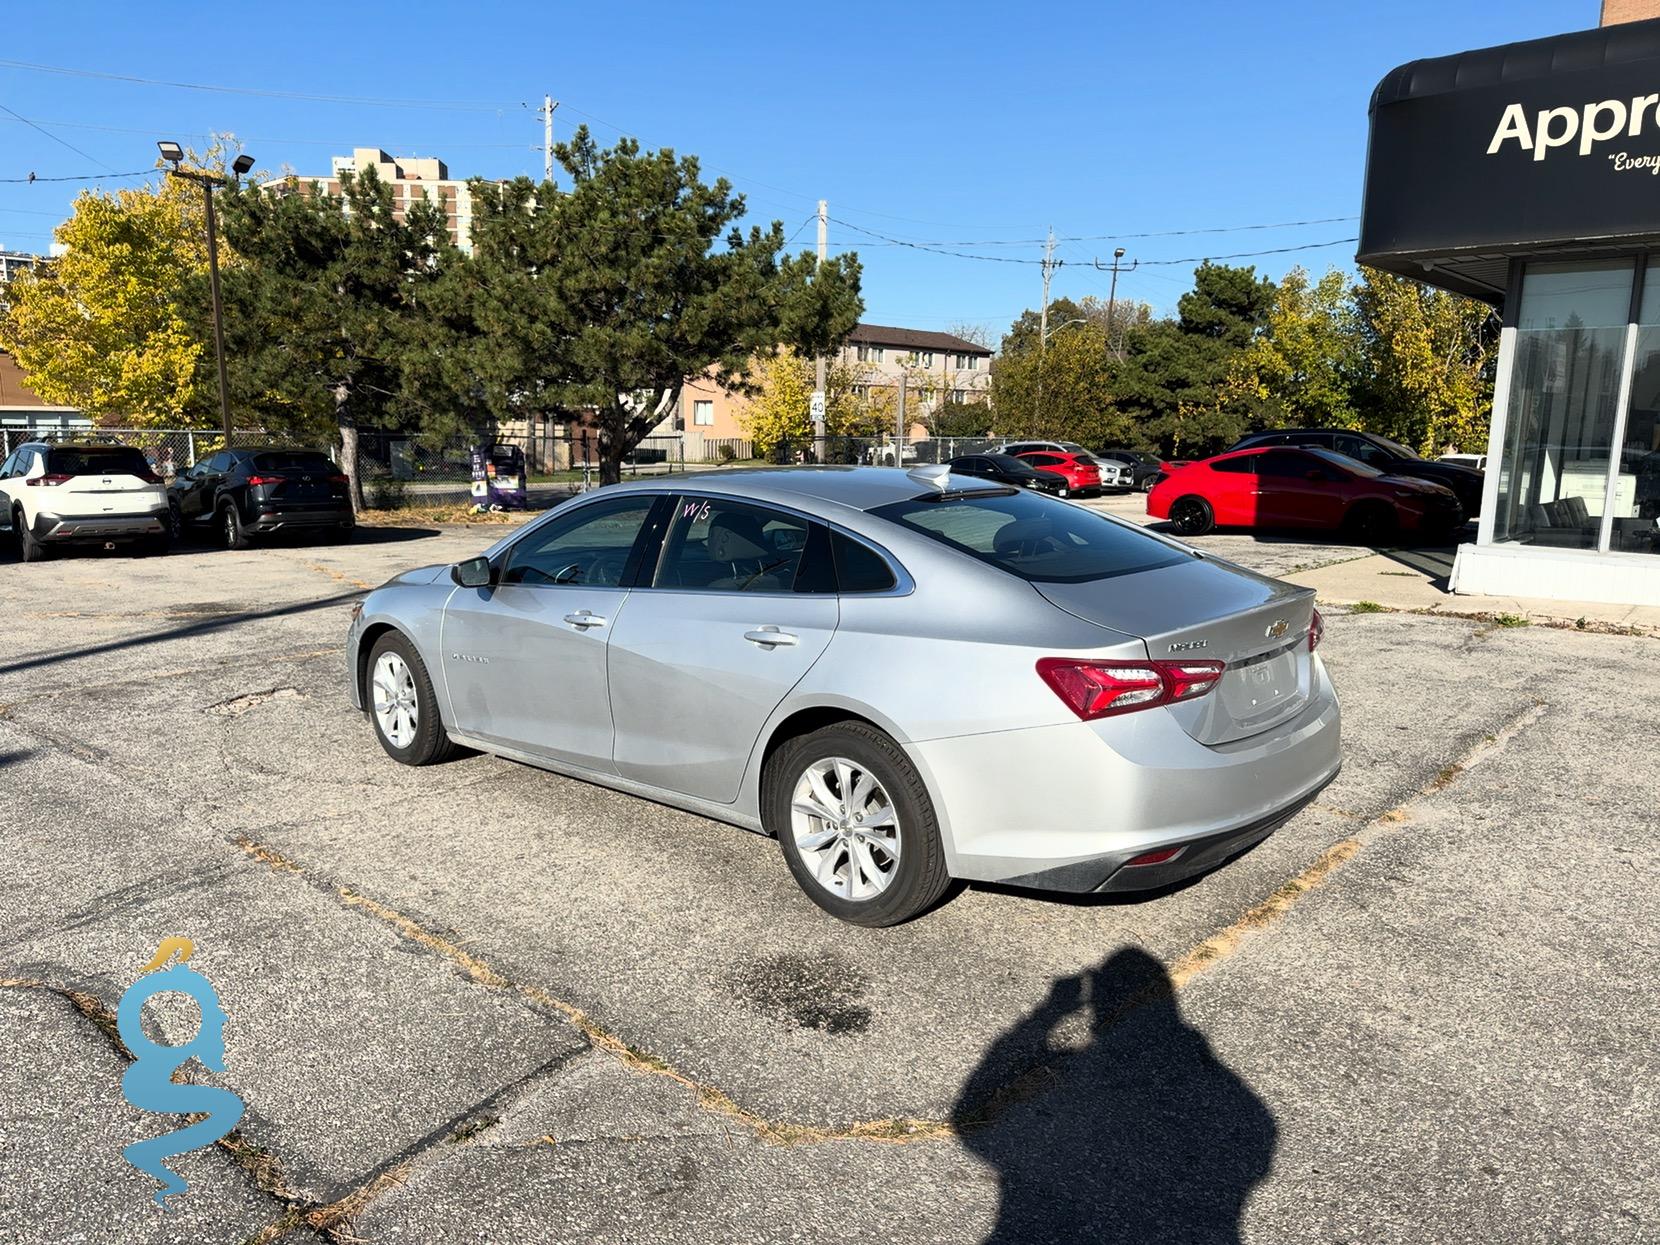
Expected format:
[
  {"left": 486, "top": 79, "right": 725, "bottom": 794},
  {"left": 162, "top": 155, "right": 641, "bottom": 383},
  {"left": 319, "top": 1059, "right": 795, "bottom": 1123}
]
[
  {"left": 1353, "top": 267, "right": 1496, "bottom": 454},
  {"left": 0, "top": 165, "right": 219, "bottom": 427},
  {"left": 738, "top": 347, "right": 888, "bottom": 455}
]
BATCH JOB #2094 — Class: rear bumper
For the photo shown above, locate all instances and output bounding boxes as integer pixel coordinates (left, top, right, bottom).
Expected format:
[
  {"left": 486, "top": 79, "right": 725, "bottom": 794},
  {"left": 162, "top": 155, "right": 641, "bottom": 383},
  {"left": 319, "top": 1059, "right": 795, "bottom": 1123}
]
[
  {"left": 248, "top": 506, "right": 354, "bottom": 531},
  {"left": 34, "top": 509, "right": 166, "bottom": 541},
  {"left": 906, "top": 658, "right": 1342, "bottom": 892}
]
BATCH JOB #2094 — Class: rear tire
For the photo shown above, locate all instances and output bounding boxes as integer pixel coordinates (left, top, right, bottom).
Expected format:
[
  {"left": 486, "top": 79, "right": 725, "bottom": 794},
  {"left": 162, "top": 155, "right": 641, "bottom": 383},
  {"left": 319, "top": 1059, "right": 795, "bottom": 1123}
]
[
  {"left": 15, "top": 509, "right": 48, "bottom": 562},
  {"left": 1170, "top": 496, "right": 1214, "bottom": 536},
  {"left": 1344, "top": 501, "right": 1397, "bottom": 546},
  {"left": 167, "top": 500, "right": 184, "bottom": 541},
  {"left": 220, "top": 501, "right": 252, "bottom": 550},
  {"left": 366, "top": 632, "right": 459, "bottom": 766},
  {"left": 765, "top": 721, "right": 952, "bottom": 927},
  {"left": 139, "top": 533, "right": 171, "bottom": 557},
  {"left": 1139, "top": 476, "right": 1155, "bottom": 493}
]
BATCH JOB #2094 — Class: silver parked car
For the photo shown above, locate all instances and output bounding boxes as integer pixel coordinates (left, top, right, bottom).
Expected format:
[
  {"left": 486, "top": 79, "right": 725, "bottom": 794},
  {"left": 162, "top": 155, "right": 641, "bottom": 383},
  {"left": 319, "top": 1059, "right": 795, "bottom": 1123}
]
[{"left": 346, "top": 466, "right": 1341, "bottom": 926}]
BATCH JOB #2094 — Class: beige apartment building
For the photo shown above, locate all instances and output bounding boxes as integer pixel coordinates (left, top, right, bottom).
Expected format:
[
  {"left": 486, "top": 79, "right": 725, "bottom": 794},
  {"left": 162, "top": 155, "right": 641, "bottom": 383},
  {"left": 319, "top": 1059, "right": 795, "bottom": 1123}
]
[
  {"left": 292, "top": 148, "right": 488, "bottom": 251},
  {"left": 672, "top": 322, "right": 993, "bottom": 450}
]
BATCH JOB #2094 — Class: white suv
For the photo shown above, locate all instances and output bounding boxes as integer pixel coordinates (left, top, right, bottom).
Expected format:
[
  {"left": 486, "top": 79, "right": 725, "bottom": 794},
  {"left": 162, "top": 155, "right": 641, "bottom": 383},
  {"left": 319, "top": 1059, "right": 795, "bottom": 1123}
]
[{"left": 0, "top": 441, "right": 170, "bottom": 561}]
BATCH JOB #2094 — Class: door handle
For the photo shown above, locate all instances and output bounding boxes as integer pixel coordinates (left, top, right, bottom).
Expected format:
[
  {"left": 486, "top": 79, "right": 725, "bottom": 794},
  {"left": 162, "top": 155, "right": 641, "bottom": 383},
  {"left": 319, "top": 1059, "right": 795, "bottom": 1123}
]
[
  {"left": 743, "top": 626, "right": 798, "bottom": 648},
  {"left": 563, "top": 611, "right": 608, "bottom": 629}
]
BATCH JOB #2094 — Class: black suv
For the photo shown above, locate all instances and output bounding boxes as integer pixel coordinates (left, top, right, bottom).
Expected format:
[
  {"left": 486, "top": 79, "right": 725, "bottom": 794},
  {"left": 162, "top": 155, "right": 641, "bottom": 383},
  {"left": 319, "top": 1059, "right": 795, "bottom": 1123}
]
[
  {"left": 1228, "top": 429, "right": 1484, "bottom": 516},
  {"left": 168, "top": 447, "right": 354, "bottom": 548},
  {"left": 1095, "top": 448, "right": 1165, "bottom": 492}
]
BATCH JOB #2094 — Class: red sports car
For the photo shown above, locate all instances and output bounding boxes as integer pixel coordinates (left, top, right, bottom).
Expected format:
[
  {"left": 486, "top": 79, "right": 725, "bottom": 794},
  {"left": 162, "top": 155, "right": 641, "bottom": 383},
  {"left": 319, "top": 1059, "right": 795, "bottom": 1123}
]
[
  {"left": 1147, "top": 445, "right": 1464, "bottom": 541},
  {"left": 1013, "top": 450, "right": 1102, "bottom": 498}
]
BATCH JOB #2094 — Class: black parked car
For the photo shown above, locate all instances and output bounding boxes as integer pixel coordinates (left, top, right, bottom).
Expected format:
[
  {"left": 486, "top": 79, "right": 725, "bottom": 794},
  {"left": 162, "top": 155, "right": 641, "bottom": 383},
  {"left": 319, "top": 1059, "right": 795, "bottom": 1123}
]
[
  {"left": 946, "top": 453, "right": 1067, "bottom": 495},
  {"left": 1228, "top": 429, "right": 1484, "bottom": 517},
  {"left": 1096, "top": 448, "right": 1166, "bottom": 492},
  {"left": 168, "top": 448, "right": 354, "bottom": 548}
]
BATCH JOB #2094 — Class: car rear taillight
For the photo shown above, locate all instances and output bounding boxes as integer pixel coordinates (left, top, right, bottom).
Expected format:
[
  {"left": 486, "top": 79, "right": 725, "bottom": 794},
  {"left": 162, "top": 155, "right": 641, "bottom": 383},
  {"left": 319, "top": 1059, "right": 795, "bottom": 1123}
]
[
  {"left": 1308, "top": 608, "right": 1324, "bottom": 653},
  {"left": 136, "top": 469, "right": 162, "bottom": 484},
  {"left": 1036, "top": 657, "right": 1227, "bottom": 721},
  {"left": 246, "top": 474, "right": 285, "bottom": 486},
  {"left": 35, "top": 473, "right": 71, "bottom": 486},
  {"left": 327, "top": 473, "right": 349, "bottom": 485}
]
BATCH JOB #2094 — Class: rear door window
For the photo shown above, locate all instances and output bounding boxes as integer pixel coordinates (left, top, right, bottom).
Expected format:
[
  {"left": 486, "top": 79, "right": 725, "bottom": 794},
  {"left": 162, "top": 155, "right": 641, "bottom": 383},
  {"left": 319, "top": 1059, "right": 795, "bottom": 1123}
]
[
  {"left": 1210, "top": 455, "right": 1260, "bottom": 474},
  {"left": 872, "top": 489, "right": 1184, "bottom": 584},
  {"left": 652, "top": 496, "right": 812, "bottom": 593},
  {"left": 832, "top": 531, "right": 898, "bottom": 593}
]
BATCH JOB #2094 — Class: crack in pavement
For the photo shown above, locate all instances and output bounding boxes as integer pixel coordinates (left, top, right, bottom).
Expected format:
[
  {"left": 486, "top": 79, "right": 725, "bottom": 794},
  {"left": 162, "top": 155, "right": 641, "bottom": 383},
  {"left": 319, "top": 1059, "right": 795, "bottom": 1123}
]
[{"left": 226, "top": 698, "right": 1551, "bottom": 1158}]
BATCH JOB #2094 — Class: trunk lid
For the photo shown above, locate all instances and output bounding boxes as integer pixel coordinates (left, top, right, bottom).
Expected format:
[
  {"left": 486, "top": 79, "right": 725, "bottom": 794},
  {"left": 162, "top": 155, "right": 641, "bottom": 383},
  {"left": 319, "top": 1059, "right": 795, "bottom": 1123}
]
[{"left": 1035, "top": 555, "right": 1316, "bottom": 745}]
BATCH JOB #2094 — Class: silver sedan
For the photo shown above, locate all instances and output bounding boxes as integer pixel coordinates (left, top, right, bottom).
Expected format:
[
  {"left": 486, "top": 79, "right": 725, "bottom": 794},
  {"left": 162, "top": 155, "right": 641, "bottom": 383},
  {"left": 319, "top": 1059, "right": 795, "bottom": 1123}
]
[{"left": 346, "top": 466, "right": 1340, "bottom": 926}]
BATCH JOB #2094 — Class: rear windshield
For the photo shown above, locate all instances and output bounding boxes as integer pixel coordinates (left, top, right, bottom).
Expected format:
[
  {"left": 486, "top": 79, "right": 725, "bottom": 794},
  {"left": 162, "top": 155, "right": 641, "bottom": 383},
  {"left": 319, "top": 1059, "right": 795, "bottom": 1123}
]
[
  {"left": 251, "top": 451, "right": 336, "bottom": 474},
  {"left": 871, "top": 489, "right": 1186, "bottom": 584},
  {"left": 45, "top": 447, "right": 152, "bottom": 476}
]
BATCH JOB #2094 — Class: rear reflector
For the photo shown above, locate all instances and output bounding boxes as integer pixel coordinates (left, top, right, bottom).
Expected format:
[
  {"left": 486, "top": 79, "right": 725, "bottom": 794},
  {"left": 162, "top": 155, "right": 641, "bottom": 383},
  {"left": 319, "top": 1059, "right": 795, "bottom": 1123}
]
[
  {"left": 1036, "top": 657, "right": 1227, "bottom": 721},
  {"left": 36, "top": 474, "right": 71, "bottom": 486},
  {"left": 1125, "top": 845, "right": 1185, "bottom": 868}
]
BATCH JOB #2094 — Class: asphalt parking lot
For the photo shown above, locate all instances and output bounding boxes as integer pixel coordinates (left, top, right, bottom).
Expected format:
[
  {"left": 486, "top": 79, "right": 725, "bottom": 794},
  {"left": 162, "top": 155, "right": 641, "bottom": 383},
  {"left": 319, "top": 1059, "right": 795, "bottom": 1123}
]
[{"left": 1, "top": 498, "right": 1655, "bottom": 1244}]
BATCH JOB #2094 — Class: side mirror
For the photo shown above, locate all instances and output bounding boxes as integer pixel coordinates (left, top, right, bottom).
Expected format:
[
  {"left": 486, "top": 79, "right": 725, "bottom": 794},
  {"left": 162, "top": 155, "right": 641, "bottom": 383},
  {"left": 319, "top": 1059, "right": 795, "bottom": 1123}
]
[{"left": 451, "top": 556, "right": 495, "bottom": 588}]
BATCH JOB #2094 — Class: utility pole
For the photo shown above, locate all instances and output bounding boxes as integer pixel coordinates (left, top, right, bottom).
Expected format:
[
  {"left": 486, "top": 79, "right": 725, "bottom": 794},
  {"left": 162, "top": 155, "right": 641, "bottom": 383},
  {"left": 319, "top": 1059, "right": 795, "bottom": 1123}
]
[
  {"left": 157, "top": 142, "right": 254, "bottom": 447},
  {"left": 539, "top": 95, "right": 560, "bottom": 183},
  {"left": 1033, "top": 227, "right": 1057, "bottom": 435},
  {"left": 812, "top": 199, "right": 828, "bottom": 461},
  {"left": 1094, "top": 247, "right": 1137, "bottom": 359}
]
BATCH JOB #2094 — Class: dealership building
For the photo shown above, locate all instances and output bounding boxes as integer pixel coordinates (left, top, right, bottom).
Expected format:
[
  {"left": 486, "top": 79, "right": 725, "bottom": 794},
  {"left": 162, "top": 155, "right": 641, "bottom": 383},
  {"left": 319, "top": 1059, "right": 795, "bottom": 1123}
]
[{"left": 1360, "top": 9, "right": 1660, "bottom": 606}]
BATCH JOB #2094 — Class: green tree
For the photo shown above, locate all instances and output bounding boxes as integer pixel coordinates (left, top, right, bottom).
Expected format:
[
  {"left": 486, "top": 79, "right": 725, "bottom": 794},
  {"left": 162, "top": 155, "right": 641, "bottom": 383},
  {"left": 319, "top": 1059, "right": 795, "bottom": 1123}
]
[
  {"left": 988, "top": 321, "right": 1134, "bottom": 446},
  {"left": 922, "top": 399, "right": 992, "bottom": 439},
  {"left": 486, "top": 127, "right": 863, "bottom": 485},
  {"left": 1112, "top": 262, "right": 1275, "bottom": 455},
  {"left": 216, "top": 165, "right": 460, "bottom": 508},
  {"left": 1352, "top": 267, "right": 1497, "bottom": 454},
  {"left": 0, "top": 169, "right": 213, "bottom": 426}
]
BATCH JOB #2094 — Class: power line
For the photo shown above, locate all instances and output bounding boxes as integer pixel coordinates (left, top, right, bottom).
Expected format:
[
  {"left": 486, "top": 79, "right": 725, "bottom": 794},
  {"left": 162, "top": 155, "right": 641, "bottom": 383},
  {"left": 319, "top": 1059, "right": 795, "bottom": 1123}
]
[
  {"left": 0, "top": 100, "right": 115, "bottom": 171},
  {"left": 0, "top": 168, "right": 151, "bottom": 184},
  {"left": 0, "top": 58, "right": 518, "bottom": 113},
  {"left": 1135, "top": 237, "right": 1357, "bottom": 265},
  {"left": 820, "top": 215, "right": 1363, "bottom": 249},
  {"left": 0, "top": 115, "right": 536, "bottom": 151}
]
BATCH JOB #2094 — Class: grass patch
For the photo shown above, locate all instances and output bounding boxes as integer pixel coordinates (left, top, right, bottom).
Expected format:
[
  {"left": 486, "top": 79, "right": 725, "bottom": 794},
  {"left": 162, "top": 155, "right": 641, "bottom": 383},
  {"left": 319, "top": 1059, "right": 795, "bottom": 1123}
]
[
  {"left": 1491, "top": 612, "right": 1530, "bottom": 628},
  {"left": 1378, "top": 570, "right": 1418, "bottom": 577},
  {"left": 358, "top": 503, "right": 533, "bottom": 526},
  {"left": 1348, "top": 600, "right": 1387, "bottom": 614}
]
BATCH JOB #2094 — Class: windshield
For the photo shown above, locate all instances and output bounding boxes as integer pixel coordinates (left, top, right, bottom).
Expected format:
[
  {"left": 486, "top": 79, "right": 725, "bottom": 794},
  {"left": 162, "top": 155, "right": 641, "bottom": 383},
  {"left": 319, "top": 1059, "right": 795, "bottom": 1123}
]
[
  {"left": 1371, "top": 434, "right": 1417, "bottom": 460},
  {"left": 982, "top": 454, "right": 1038, "bottom": 476},
  {"left": 1307, "top": 447, "right": 1384, "bottom": 478},
  {"left": 872, "top": 488, "right": 1186, "bottom": 583}
]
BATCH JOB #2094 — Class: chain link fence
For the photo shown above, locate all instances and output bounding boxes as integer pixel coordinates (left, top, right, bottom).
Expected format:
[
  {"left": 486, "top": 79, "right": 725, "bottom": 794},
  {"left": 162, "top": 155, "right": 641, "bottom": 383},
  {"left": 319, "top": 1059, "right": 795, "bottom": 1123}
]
[{"left": 0, "top": 425, "right": 290, "bottom": 484}]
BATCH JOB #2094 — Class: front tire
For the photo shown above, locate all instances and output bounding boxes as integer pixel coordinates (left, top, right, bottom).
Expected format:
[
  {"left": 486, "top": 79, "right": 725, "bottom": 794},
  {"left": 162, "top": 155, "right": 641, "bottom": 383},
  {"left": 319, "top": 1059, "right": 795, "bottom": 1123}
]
[
  {"left": 1344, "top": 501, "right": 1397, "bottom": 546},
  {"left": 1170, "top": 495, "right": 1214, "bottom": 536},
  {"left": 366, "top": 632, "right": 459, "bottom": 766},
  {"left": 765, "top": 721, "right": 952, "bottom": 927}
]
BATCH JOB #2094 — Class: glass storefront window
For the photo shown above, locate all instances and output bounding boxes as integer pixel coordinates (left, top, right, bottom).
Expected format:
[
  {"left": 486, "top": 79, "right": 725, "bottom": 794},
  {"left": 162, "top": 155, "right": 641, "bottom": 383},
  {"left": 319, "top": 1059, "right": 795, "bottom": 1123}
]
[
  {"left": 1493, "top": 260, "right": 1633, "bottom": 550},
  {"left": 1612, "top": 268, "right": 1660, "bottom": 555}
]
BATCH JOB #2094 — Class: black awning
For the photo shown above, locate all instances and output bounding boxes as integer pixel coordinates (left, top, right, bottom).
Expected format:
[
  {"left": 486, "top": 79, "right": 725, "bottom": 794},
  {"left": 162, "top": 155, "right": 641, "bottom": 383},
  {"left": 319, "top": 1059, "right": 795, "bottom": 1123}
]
[{"left": 1359, "top": 17, "right": 1660, "bottom": 303}]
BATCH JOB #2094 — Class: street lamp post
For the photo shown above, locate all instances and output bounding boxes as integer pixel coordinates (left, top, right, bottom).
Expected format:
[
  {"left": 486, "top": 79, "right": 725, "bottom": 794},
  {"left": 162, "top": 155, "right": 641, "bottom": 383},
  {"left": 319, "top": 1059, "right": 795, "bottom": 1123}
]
[
  {"left": 1094, "top": 247, "right": 1137, "bottom": 360},
  {"left": 158, "top": 142, "right": 255, "bottom": 447}
]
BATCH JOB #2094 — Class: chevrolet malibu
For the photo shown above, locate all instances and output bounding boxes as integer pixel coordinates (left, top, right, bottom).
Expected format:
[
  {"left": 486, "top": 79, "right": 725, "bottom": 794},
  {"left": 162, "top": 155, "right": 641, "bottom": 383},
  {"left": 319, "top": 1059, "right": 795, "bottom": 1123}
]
[{"left": 346, "top": 466, "right": 1341, "bottom": 926}]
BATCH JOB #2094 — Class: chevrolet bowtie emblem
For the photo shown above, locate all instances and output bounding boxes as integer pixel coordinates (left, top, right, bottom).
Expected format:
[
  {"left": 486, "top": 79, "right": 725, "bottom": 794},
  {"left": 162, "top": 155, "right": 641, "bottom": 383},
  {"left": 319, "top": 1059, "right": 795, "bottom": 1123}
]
[{"left": 1266, "top": 619, "right": 1290, "bottom": 639}]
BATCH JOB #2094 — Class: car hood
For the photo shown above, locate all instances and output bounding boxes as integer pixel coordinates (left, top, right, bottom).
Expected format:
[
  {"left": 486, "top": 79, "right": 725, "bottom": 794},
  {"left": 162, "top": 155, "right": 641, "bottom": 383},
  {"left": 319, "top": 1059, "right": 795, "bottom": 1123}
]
[
  {"left": 383, "top": 563, "right": 450, "bottom": 587},
  {"left": 1377, "top": 473, "right": 1448, "bottom": 493}
]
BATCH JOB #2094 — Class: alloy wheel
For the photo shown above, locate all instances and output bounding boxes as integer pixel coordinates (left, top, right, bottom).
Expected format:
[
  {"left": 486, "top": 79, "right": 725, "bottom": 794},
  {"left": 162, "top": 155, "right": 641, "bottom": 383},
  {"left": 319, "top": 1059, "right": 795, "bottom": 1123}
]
[
  {"left": 372, "top": 652, "right": 419, "bottom": 749},
  {"left": 789, "top": 756, "right": 902, "bottom": 901}
]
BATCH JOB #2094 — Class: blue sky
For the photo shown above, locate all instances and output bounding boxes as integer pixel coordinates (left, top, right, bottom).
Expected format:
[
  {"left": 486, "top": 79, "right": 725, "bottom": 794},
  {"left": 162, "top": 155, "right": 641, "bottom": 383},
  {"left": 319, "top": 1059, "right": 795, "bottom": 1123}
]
[{"left": 1, "top": 1, "right": 1588, "bottom": 344}]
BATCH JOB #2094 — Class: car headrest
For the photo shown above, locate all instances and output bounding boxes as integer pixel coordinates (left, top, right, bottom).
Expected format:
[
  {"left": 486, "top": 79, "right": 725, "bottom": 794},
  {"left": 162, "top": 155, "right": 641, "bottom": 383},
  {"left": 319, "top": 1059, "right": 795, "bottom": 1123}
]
[
  {"left": 706, "top": 513, "right": 771, "bottom": 562},
  {"left": 992, "top": 518, "right": 1054, "bottom": 553}
]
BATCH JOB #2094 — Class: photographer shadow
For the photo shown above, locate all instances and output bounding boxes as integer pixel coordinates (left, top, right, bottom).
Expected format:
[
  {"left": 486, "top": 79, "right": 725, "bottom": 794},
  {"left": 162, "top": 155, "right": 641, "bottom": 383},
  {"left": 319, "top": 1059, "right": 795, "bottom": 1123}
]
[{"left": 954, "top": 947, "right": 1277, "bottom": 1244}]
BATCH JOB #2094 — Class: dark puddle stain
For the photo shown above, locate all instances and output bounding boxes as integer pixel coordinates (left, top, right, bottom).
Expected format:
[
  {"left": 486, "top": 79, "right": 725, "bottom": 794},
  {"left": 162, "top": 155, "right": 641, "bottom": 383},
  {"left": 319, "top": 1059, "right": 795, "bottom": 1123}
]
[{"left": 730, "top": 951, "right": 872, "bottom": 1035}]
